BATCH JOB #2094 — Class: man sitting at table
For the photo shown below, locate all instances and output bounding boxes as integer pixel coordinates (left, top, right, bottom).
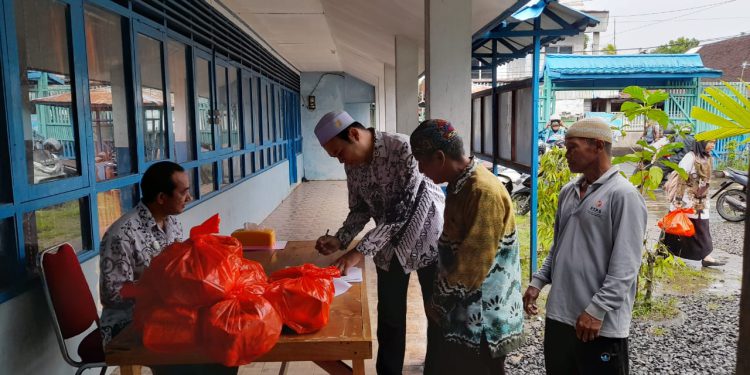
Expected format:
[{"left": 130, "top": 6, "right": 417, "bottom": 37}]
[{"left": 99, "top": 161, "right": 237, "bottom": 375}]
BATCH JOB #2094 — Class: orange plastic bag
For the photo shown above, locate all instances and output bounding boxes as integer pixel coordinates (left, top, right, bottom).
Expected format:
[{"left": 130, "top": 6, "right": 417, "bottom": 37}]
[
  {"left": 142, "top": 305, "right": 199, "bottom": 353},
  {"left": 145, "top": 215, "right": 244, "bottom": 306},
  {"left": 265, "top": 264, "right": 340, "bottom": 334},
  {"left": 658, "top": 208, "right": 696, "bottom": 237},
  {"left": 202, "top": 294, "right": 283, "bottom": 366}
]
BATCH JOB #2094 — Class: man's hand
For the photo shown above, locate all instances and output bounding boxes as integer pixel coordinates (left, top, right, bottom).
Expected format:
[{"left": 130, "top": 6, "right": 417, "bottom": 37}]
[
  {"left": 331, "top": 250, "right": 364, "bottom": 275},
  {"left": 575, "top": 311, "right": 602, "bottom": 343},
  {"left": 315, "top": 235, "right": 342, "bottom": 255},
  {"left": 523, "top": 286, "right": 540, "bottom": 315}
]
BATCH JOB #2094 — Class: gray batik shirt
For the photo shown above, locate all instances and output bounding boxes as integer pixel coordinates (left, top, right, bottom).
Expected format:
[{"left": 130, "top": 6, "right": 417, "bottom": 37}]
[
  {"left": 336, "top": 130, "right": 445, "bottom": 273},
  {"left": 99, "top": 201, "right": 183, "bottom": 344}
]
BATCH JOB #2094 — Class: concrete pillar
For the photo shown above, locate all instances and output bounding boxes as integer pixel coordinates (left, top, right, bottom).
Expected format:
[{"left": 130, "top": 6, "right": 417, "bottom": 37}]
[
  {"left": 395, "top": 35, "right": 418, "bottom": 135},
  {"left": 592, "top": 32, "right": 600, "bottom": 55},
  {"left": 425, "top": 0, "right": 471, "bottom": 154},
  {"left": 376, "top": 66, "right": 386, "bottom": 131},
  {"left": 384, "top": 64, "right": 397, "bottom": 133}
]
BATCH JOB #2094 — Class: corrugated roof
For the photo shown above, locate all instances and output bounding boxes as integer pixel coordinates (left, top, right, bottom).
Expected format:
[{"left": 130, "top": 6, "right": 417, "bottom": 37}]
[
  {"left": 695, "top": 34, "right": 750, "bottom": 81},
  {"left": 545, "top": 54, "right": 722, "bottom": 78}
]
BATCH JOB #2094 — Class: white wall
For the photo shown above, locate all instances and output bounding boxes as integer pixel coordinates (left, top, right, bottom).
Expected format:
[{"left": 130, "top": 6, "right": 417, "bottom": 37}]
[
  {"left": 0, "top": 161, "right": 298, "bottom": 375},
  {"left": 300, "top": 72, "right": 375, "bottom": 181}
]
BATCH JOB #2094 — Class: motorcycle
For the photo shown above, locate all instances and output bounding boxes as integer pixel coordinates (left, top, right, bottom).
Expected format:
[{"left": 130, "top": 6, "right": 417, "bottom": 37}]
[
  {"left": 510, "top": 175, "right": 532, "bottom": 215},
  {"left": 711, "top": 168, "right": 747, "bottom": 222}
]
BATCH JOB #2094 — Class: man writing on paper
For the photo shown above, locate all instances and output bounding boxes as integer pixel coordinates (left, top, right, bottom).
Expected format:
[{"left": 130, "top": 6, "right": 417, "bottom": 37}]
[{"left": 313, "top": 110, "right": 444, "bottom": 374}]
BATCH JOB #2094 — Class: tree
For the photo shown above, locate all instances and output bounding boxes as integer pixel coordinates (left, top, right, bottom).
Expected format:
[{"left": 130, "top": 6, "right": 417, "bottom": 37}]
[
  {"left": 603, "top": 44, "right": 617, "bottom": 55},
  {"left": 692, "top": 82, "right": 750, "bottom": 374},
  {"left": 652, "top": 37, "right": 699, "bottom": 54}
]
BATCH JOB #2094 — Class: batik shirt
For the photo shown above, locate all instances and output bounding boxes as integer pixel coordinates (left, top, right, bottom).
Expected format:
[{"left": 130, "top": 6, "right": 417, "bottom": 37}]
[
  {"left": 433, "top": 158, "right": 524, "bottom": 358},
  {"left": 99, "top": 201, "right": 183, "bottom": 343},
  {"left": 335, "top": 130, "right": 444, "bottom": 273}
]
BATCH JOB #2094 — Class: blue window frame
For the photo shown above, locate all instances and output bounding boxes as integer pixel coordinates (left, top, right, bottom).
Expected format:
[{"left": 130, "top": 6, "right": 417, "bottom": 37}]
[{"left": 0, "top": 0, "right": 301, "bottom": 303}]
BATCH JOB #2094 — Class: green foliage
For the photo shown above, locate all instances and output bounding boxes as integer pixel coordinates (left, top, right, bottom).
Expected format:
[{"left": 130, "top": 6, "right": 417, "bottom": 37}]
[
  {"left": 717, "top": 139, "right": 750, "bottom": 171},
  {"left": 651, "top": 37, "right": 700, "bottom": 54},
  {"left": 603, "top": 44, "right": 617, "bottom": 55},
  {"left": 693, "top": 81, "right": 750, "bottom": 142},
  {"left": 633, "top": 296, "right": 680, "bottom": 321},
  {"left": 537, "top": 147, "right": 574, "bottom": 260},
  {"left": 621, "top": 86, "right": 670, "bottom": 127}
]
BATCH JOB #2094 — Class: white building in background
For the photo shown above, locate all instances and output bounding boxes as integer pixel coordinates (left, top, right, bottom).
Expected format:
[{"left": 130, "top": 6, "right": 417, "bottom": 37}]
[{"left": 472, "top": 1, "right": 612, "bottom": 121}]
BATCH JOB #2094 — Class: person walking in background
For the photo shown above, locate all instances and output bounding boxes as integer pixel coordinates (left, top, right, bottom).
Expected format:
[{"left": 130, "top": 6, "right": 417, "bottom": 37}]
[
  {"left": 410, "top": 119, "right": 523, "bottom": 375},
  {"left": 662, "top": 140, "right": 725, "bottom": 267},
  {"left": 523, "top": 117, "right": 647, "bottom": 375}
]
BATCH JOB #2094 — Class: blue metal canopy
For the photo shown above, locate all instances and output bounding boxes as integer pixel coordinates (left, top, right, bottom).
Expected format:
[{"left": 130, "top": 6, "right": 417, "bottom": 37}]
[
  {"left": 471, "top": 0, "right": 599, "bottom": 69},
  {"left": 544, "top": 54, "right": 723, "bottom": 89}
]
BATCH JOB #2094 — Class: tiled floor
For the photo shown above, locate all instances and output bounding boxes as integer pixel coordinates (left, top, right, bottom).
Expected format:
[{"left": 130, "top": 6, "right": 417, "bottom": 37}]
[{"left": 115, "top": 181, "right": 430, "bottom": 375}]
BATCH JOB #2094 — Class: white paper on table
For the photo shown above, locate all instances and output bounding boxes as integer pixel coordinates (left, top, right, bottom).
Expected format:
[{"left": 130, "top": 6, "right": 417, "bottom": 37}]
[
  {"left": 339, "top": 266, "right": 362, "bottom": 283},
  {"left": 242, "top": 240, "right": 288, "bottom": 251},
  {"left": 333, "top": 278, "right": 352, "bottom": 297}
]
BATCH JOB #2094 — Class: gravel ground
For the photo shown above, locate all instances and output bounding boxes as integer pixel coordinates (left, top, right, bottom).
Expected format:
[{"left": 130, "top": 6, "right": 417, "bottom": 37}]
[
  {"left": 506, "top": 293, "right": 740, "bottom": 374},
  {"left": 709, "top": 205, "right": 745, "bottom": 257}
]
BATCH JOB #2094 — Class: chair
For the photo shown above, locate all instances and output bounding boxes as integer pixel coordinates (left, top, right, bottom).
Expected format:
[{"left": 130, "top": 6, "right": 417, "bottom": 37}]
[{"left": 40, "top": 243, "right": 108, "bottom": 375}]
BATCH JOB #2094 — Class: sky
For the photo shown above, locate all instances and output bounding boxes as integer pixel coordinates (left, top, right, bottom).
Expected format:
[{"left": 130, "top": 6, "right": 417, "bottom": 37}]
[{"left": 578, "top": 0, "right": 750, "bottom": 53}]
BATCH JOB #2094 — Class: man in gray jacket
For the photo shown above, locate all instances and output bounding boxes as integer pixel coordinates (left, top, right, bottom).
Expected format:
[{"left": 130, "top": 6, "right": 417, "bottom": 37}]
[{"left": 523, "top": 117, "right": 647, "bottom": 375}]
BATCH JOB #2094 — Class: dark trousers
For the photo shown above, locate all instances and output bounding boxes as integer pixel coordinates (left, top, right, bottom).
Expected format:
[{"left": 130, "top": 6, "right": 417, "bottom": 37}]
[
  {"left": 544, "top": 319, "right": 629, "bottom": 375},
  {"left": 150, "top": 364, "right": 239, "bottom": 375},
  {"left": 432, "top": 337, "right": 506, "bottom": 375},
  {"left": 376, "top": 257, "right": 438, "bottom": 375}
]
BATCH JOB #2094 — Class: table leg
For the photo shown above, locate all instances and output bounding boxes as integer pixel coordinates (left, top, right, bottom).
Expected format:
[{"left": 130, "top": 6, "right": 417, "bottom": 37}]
[
  {"left": 119, "top": 365, "right": 141, "bottom": 375},
  {"left": 352, "top": 359, "right": 365, "bottom": 375},
  {"left": 278, "top": 361, "right": 289, "bottom": 375},
  {"left": 313, "top": 360, "right": 352, "bottom": 375}
]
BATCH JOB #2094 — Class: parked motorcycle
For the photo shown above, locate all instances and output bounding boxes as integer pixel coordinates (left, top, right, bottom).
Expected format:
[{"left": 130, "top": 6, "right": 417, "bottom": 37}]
[
  {"left": 711, "top": 168, "right": 747, "bottom": 222},
  {"left": 510, "top": 175, "right": 532, "bottom": 215}
]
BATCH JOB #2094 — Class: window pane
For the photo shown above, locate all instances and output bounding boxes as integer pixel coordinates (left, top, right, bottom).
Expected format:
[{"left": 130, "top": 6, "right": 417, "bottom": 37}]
[
  {"left": 222, "top": 158, "right": 230, "bottom": 186},
  {"left": 187, "top": 168, "right": 198, "bottom": 200},
  {"left": 233, "top": 156, "right": 242, "bottom": 182},
  {"left": 23, "top": 198, "right": 87, "bottom": 273},
  {"left": 137, "top": 34, "right": 166, "bottom": 161},
  {"left": 216, "top": 65, "right": 229, "bottom": 149},
  {"left": 0, "top": 217, "right": 16, "bottom": 289},
  {"left": 97, "top": 185, "right": 137, "bottom": 238},
  {"left": 242, "top": 76, "right": 253, "bottom": 146},
  {"left": 251, "top": 77, "right": 261, "bottom": 147},
  {"left": 244, "top": 152, "right": 253, "bottom": 176},
  {"left": 199, "top": 163, "right": 215, "bottom": 196},
  {"left": 15, "top": 0, "right": 80, "bottom": 185},
  {"left": 229, "top": 69, "right": 240, "bottom": 150},
  {"left": 168, "top": 41, "right": 194, "bottom": 163},
  {"left": 196, "top": 58, "right": 213, "bottom": 152},
  {"left": 85, "top": 6, "right": 134, "bottom": 182}
]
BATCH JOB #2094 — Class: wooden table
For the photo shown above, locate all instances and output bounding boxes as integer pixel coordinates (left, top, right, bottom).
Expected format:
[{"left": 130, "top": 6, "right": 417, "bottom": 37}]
[{"left": 105, "top": 241, "right": 372, "bottom": 375}]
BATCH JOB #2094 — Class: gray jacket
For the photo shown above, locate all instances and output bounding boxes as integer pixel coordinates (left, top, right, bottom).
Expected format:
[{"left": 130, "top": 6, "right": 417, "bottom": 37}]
[{"left": 531, "top": 167, "right": 647, "bottom": 338}]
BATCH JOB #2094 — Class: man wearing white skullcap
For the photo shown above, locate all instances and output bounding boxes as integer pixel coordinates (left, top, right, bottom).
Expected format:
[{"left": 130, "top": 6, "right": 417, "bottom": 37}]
[
  {"left": 523, "top": 117, "right": 647, "bottom": 374},
  {"left": 313, "top": 110, "right": 444, "bottom": 375}
]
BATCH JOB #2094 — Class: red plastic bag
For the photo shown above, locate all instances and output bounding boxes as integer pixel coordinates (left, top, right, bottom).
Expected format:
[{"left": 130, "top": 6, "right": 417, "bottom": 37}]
[
  {"left": 265, "top": 264, "right": 340, "bottom": 334},
  {"left": 142, "top": 305, "right": 199, "bottom": 353},
  {"left": 144, "top": 215, "right": 244, "bottom": 307},
  {"left": 658, "top": 208, "right": 696, "bottom": 237},
  {"left": 202, "top": 294, "right": 282, "bottom": 366}
]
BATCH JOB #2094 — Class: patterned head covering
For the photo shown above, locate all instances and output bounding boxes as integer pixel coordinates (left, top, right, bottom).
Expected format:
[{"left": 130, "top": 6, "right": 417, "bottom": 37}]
[{"left": 410, "top": 119, "right": 461, "bottom": 157}]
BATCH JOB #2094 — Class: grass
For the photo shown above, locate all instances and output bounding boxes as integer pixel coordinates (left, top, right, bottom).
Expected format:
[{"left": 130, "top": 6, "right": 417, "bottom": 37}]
[
  {"left": 650, "top": 326, "right": 667, "bottom": 336},
  {"left": 516, "top": 214, "right": 532, "bottom": 283},
  {"left": 633, "top": 296, "right": 680, "bottom": 321},
  {"left": 658, "top": 262, "right": 715, "bottom": 295}
]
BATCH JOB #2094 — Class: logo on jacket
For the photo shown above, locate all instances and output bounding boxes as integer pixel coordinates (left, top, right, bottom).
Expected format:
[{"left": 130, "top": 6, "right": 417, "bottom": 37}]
[{"left": 587, "top": 200, "right": 605, "bottom": 218}]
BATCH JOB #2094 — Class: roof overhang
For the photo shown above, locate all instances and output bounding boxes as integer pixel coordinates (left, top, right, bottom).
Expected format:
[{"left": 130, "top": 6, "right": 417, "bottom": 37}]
[
  {"left": 543, "top": 54, "right": 723, "bottom": 89},
  {"left": 471, "top": 0, "right": 599, "bottom": 69}
]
